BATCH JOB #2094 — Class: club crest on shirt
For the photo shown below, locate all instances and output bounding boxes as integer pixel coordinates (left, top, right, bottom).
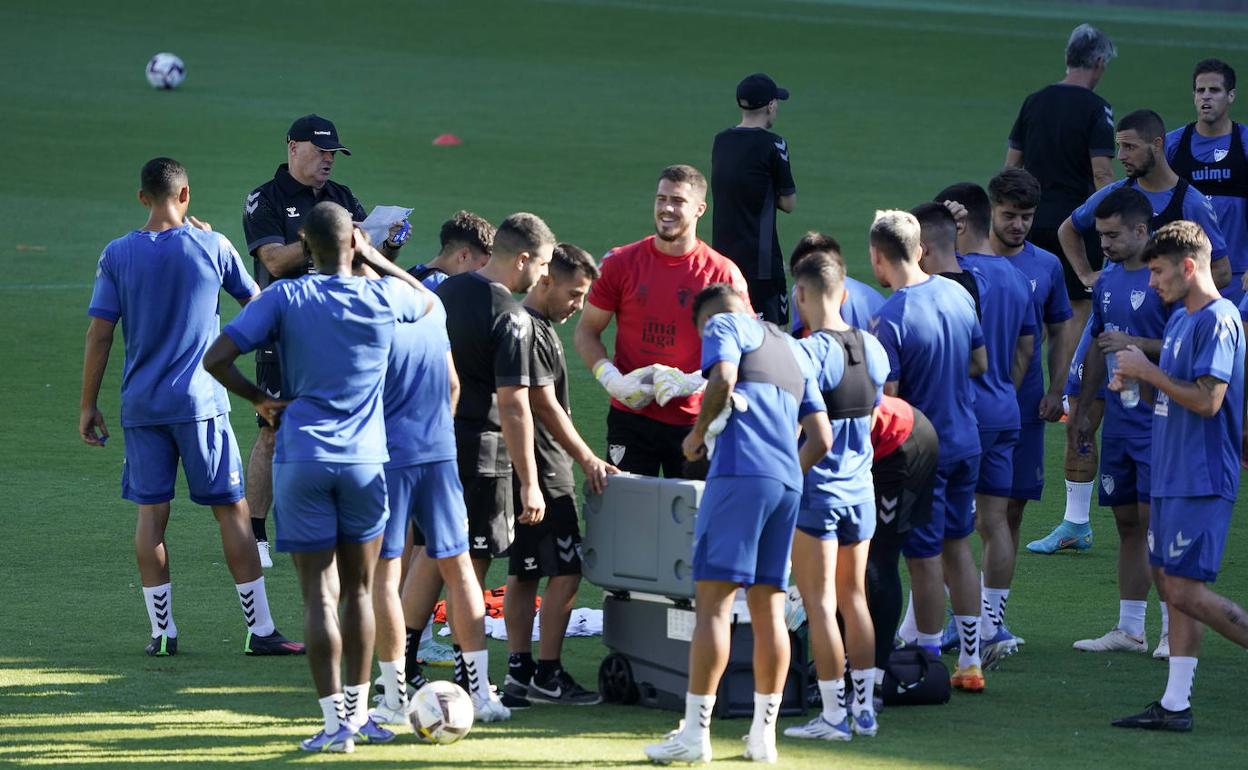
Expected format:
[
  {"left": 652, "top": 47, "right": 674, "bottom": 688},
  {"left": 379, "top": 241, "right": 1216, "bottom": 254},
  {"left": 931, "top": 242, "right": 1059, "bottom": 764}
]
[
  {"left": 1215, "top": 148, "right": 1230, "bottom": 162},
  {"left": 1030, "top": 279, "right": 1037, "bottom": 293},
  {"left": 1101, "top": 474, "right": 1115, "bottom": 496},
  {"left": 676, "top": 287, "right": 693, "bottom": 307},
  {"left": 1130, "top": 289, "right": 1146, "bottom": 311}
]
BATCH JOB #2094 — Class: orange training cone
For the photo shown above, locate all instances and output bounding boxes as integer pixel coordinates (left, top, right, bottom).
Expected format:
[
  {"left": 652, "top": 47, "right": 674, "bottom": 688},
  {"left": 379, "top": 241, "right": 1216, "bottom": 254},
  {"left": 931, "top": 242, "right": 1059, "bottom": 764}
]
[{"left": 432, "top": 133, "right": 462, "bottom": 146}]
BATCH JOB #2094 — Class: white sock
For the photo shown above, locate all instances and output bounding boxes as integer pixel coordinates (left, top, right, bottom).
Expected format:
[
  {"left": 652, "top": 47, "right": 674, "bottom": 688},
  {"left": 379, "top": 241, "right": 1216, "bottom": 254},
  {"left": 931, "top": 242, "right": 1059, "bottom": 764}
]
[
  {"left": 897, "top": 592, "right": 918, "bottom": 643},
  {"left": 379, "top": 659, "right": 406, "bottom": 709},
  {"left": 1160, "top": 656, "right": 1197, "bottom": 711},
  {"left": 142, "top": 583, "right": 177, "bottom": 638},
  {"left": 1118, "top": 600, "right": 1147, "bottom": 638},
  {"left": 343, "top": 682, "right": 369, "bottom": 728},
  {"left": 981, "top": 588, "right": 1007, "bottom": 638},
  {"left": 749, "top": 692, "right": 782, "bottom": 741},
  {"left": 1160, "top": 602, "right": 1170, "bottom": 636},
  {"left": 1063, "top": 480, "right": 1093, "bottom": 525},
  {"left": 818, "top": 678, "right": 847, "bottom": 724},
  {"left": 850, "top": 669, "right": 875, "bottom": 716},
  {"left": 682, "top": 693, "right": 715, "bottom": 743},
  {"left": 318, "top": 693, "right": 344, "bottom": 733},
  {"left": 955, "top": 615, "right": 981, "bottom": 668},
  {"left": 916, "top": 632, "right": 942, "bottom": 651},
  {"left": 236, "top": 577, "right": 275, "bottom": 637},
  {"left": 461, "top": 649, "right": 491, "bottom": 701}
]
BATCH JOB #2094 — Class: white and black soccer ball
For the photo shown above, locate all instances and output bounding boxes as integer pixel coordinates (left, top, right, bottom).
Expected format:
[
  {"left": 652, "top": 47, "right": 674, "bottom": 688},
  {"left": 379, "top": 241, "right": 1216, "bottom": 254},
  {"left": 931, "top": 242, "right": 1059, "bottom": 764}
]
[
  {"left": 409, "top": 680, "right": 474, "bottom": 745},
  {"left": 145, "top": 53, "right": 185, "bottom": 90}
]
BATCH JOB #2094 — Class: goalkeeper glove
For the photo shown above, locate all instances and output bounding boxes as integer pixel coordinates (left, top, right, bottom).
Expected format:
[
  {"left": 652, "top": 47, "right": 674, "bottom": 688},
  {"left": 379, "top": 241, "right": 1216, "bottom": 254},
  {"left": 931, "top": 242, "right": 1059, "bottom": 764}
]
[{"left": 593, "top": 360, "right": 656, "bottom": 410}]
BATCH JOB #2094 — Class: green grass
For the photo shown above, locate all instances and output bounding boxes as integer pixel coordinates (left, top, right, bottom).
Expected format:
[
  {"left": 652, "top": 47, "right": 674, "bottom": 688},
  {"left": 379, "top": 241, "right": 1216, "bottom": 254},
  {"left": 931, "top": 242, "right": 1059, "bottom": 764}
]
[{"left": 4, "top": 0, "right": 1248, "bottom": 766}]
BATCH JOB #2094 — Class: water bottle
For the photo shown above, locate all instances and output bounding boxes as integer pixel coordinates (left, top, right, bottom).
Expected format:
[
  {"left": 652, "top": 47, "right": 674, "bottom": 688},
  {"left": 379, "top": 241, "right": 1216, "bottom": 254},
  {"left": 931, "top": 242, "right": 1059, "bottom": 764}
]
[{"left": 1106, "top": 351, "right": 1140, "bottom": 408}]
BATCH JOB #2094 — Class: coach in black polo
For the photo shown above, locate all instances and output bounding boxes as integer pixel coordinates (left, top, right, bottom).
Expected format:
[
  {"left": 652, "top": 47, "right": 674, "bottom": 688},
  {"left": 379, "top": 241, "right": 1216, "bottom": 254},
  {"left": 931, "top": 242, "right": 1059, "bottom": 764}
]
[
  {"left": 711, "top": 72, "right": 797, "bottom": 324},
  {"left": 238, "top": 114, "right": 405, "bottom": 563}
]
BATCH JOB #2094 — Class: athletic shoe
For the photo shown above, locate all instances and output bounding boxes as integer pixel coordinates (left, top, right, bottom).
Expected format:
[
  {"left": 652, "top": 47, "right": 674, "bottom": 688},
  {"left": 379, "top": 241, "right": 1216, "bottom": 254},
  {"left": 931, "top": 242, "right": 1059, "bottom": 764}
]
[
  {"left": 472, "top": 692, "right": 512, "bottom": 723},
  {"left": 782, "top": 714, "right": 852, "bottom": 741},
  {"left": 1111, "top": 700, "right": 1193, "bottom": 732},
  {"left": 243, "top": 629, "right": 305, "bottom": 656},
  {"left": 1073, "top": 627, "right": 1147, "bottom": 653},
  {"left": 939, "top": 611, "right": 959, "bottom": 653},
  {"left": 368, "top": 695, "right": 410, "bottom": 725},
  {"left": 256, "top": 540, "right": 273, "bottom": 569},
  {"left": 950, "top": 664, "right": 985, "bottom": 692},
  {"left": 501, "top": 673, "right": 532, "bottom": 709},
  {"left": 644, "top": 726, "right": 710, "bottom": 765},
  {"left": 145, "top": 635, "right": 177, "bottom": 657},
  {"left": 1025, "top": 521, "right": 1093, "bottom": 554},
  {"left": 981, "top": 627, "right": 1019, "bottom": 670},
  {"left": 1005, "top": 624, "right": 1026, "bottom": 646},
  {"left": 528, "top": 669, "right": 603, "bottom": 706},
  {"left": 299, "top": 725, "right": 355, "bottom": 753},
  {"left": 1153, "top": 633, "right": 1170, "bottom": 660},
  {"left": 354, "top": 717, "right": 396, "bottom": 744},
  {"left": 418, "top": 637, "right": 455, "bottom": 668},
  {"left": 851, "top": 711, "right": 878, "bottom": 737},
  {"left": 741, "top": 732, "right": 777, "bottom": 763}
]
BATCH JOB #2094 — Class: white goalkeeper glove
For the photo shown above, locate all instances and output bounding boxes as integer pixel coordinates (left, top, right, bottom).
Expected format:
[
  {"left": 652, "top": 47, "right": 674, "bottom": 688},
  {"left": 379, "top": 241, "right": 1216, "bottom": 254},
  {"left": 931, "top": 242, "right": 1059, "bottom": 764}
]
[
  {"left": 593, "top": 360, "right": 656, "bottom": 410},
  {"left": 651, "top": 365, "right": 707, "bottom": 407},
  {"left": 703, "top": 392, "right": 749, "bottom": 458}
]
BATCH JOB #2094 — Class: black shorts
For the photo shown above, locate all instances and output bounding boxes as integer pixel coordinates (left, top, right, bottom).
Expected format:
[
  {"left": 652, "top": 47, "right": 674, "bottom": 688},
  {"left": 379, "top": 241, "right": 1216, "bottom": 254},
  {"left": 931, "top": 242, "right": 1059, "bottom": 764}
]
[
  {"left": 458, "top": 471, "right": 515, "bottom": 559},
  {"left": 255, "top": 359, "right": 282, "bottom": 429},
  {"left": 746, "top": 278, "right": 788, "bottom": 326},
  {"left": 605, "top": 407, "right": 700, "bottom": 479},
  {"left": 872, "top": 408, "right": 938, "bottom": 538},
  {"left": 1029, "top": 225, "right": 1102, "bottom": 303},
  {"left": 509, "top": 486, "right": 582, "bottom": 581}
]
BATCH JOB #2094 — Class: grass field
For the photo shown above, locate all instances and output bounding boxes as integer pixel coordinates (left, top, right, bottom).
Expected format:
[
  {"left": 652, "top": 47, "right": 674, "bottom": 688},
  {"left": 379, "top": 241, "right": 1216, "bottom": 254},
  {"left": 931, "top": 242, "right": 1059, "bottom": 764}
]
[{"left": 5, "top": 0, "right": 1248, "bottom": 767}]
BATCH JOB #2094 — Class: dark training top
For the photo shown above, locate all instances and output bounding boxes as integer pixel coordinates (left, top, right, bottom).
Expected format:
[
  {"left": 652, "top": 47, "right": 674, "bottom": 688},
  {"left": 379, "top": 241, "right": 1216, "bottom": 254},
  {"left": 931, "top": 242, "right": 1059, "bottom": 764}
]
[
  {"left": 711, "top": 126, "right": 797, "bottom": 282},
  {"left": 526, "top": 306, "right": 575, "bottom": 495},
  {"left": 1007, "top": 84, "right": 1115, "bottom": 229}
]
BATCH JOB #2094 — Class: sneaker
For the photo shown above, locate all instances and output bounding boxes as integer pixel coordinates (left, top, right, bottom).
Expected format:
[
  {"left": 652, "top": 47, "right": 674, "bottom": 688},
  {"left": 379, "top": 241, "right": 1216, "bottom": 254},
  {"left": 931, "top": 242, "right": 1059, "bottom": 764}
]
[
  {"left": 939, "top": 611, "right": 959, "bottom": 653},
  {"left": 368, "top": 695, "right": 410, "bottom": 725},
  {"left": 741, "top": 732, "right": 777, "bottom": 763},
  {"left": 528, "top": 669, "right": 603, "bottom": 706},
  {"left": 950, "top": 664, "right": 985, "bottom": 693},
  {"left": 472, "top": 692, "right": 512, "bottom": 723},
  {"left": 1073, "top": 627, "right": 1147, "bottom": 653},
  {"left": 981, "top": 627, "right": 1019, "bottom": 670},
  {"left": 1026, "top": 520, "right": 1094, "bottom": 554},
  {"left": 354, "top": 717, "right": 396, "bottom": 744},
  {"left": 851, "top": 710, "right": 878, "bottom": 737},
  {"left": 299, "top": 725, "right": 355, "bottom": 753},
  {"left": 243, "top": 629, "right": 305, "bottom": 656},
  {"left": 256, "top": 540, "right": 273, "bottom": 569},
  {"left": 418, "top": 637, "right": 456, "bottom": 668},
  {"left": 643, "top": 726, "right": 710, "bottom": 765},
  {"left": 782, "top": 714, "right": 851, "bottom": 741},
  {"left": 1153, "top": 633, "right": 1170, "bottom": 660},
  {"left": 1111, "top": 700, "right": 1193, "bottom": 732},
  {"left": 501, "top": 673, "right": 532, "bottom": 709},
  {"left": 145, "top": 635, "right": 177, "bottom": 657}
]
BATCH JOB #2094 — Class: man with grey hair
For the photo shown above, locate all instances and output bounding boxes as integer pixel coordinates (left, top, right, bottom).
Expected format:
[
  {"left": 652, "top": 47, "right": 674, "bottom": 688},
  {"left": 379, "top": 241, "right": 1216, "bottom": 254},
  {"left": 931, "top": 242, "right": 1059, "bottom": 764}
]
[
  {"left": 867, "top": 210, "right": 990, "bottom": 692},
  {"left": 1006, "top": 23, "right": 1118, "bottom": 327}
]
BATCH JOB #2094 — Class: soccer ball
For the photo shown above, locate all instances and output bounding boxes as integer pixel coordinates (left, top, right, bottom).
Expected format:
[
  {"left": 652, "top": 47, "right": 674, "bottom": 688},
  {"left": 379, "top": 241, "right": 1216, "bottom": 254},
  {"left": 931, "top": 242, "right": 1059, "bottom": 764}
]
[
  {"left": 409, "top": 680, "right": 474, "bottom": 745},
  {"left": 145, "top": 53, "right": 185, "bottom": 90}
]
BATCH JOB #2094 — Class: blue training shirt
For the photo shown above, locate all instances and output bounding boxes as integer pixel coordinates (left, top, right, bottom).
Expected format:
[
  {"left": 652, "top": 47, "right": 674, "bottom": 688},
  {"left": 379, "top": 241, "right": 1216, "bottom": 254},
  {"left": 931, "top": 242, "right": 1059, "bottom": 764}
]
[
  {"left": 1005, "top": 241, "right": 1073, "bottom": 423},
  {"left": 224, "top": 274, "right": 423, "bottom": 464},
  {"left": 1089, "top": 264, "right": 1170, "bottom": 437},
  {"left": 958, "top": 253, "right": 1037, "bottom": 433},
  {"left": 1071, "top": 178, "right": 1229, "bottom": 265},
  {"left": 870, "top": 275, "right": 984, "bottom": 465},
  {"left": 790, "top": 275, "right": 887, "bottom": 334},
  {"left": 796, "top": 330, "right": 889, "bottom": 509},
  {"left": 383, "top": 295, "right": 457, "bottom": 468},
  {"left": 1151, "top": 298, "right": 1244, "bottom": 500},
  {"left": 701, "top": 312, "right": 824, "bottom": 491},
  {"left": 87, "top": 225, "right": 256, "bottom": 427},
  {"left": 1166, "top": 124, "right": 1248, "bottom": 292}
]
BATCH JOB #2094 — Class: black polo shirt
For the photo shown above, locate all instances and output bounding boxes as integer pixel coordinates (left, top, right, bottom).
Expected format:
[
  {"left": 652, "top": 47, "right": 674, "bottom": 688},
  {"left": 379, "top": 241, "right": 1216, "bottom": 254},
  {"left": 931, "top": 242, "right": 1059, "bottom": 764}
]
[
  {"left": 241, "top": 163, "right": 367, "bottom": 290},
  {"left": 526, "top": 305, "right": 574, "bottom": 495},
  {"left": 710, "top": 127, "right": 796, "bottom": 282}
]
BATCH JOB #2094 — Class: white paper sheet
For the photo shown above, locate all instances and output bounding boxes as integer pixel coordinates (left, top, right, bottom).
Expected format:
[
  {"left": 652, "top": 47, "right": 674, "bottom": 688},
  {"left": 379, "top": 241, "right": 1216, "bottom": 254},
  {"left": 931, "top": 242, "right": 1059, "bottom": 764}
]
[{"left": 359, "top": 205, "right": 413, "bottom": 248}]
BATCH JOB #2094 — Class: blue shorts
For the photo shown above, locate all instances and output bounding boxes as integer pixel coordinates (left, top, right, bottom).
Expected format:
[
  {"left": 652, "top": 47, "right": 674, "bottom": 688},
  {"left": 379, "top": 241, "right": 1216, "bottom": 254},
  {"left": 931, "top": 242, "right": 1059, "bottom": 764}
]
[
  {"left": 976, "top": 429, "right": 1018, "bottom": 497},
  {"left": 121, "top": 415, "right": 243, "bottom": 506},
  {"left": 1148, "top": 495, "right": 1232, "bottom": 582},
  {"left": 694, "top": 476, "right": 799, "bottom": 588},
  {"left": 797, "top": 501, "right": 876, "bottom": 544},
  {"left": 272, "top": 461, "right": 388, "bottom": 553},
  {"left": 903, "top": 455, "right": 978, "bottom": 559},
  {"left": 383, "top": 460, "right": 469, "bottom": 560},
  {"left": 1010, "top": 422, "right": 1046, "bottom": 501},
  {"left": 1098, "top": 434, "right": 1151, "bottom": 507}
]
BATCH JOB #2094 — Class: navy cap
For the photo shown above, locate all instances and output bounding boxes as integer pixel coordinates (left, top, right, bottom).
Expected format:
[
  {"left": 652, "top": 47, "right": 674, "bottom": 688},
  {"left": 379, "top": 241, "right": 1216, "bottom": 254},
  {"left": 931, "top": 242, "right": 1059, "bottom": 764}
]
[
  {"left": 736, "top": 73, "right": 789, "bottom": 110},
  {"left": 287, "top": 114, "right": 351, "bottom": 155}
]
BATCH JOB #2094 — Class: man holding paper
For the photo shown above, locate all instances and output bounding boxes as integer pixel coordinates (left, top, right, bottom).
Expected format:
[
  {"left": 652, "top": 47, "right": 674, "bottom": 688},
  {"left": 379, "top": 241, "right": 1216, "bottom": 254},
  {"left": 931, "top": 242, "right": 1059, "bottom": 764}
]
[{"left": 240, "top": 114, "right": 409, "bottom": 566}]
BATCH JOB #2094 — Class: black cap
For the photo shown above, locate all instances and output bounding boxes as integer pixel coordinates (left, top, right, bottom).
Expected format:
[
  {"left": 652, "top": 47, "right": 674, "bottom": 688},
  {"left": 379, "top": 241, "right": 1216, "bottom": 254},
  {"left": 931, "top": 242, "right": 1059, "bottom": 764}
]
[
  {"left": 287, "top": 114, "right": 351, "bottom": 155},
  {"left": 736, "top": 73, "right": 789, "bottom": 110}
]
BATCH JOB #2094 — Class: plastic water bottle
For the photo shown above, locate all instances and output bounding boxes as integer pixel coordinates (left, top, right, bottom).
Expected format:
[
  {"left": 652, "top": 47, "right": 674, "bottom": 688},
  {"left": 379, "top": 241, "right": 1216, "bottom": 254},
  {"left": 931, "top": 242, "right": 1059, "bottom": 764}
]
[{"left": 1106, "top": 351, "right": 1140, "bottom": 408}]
